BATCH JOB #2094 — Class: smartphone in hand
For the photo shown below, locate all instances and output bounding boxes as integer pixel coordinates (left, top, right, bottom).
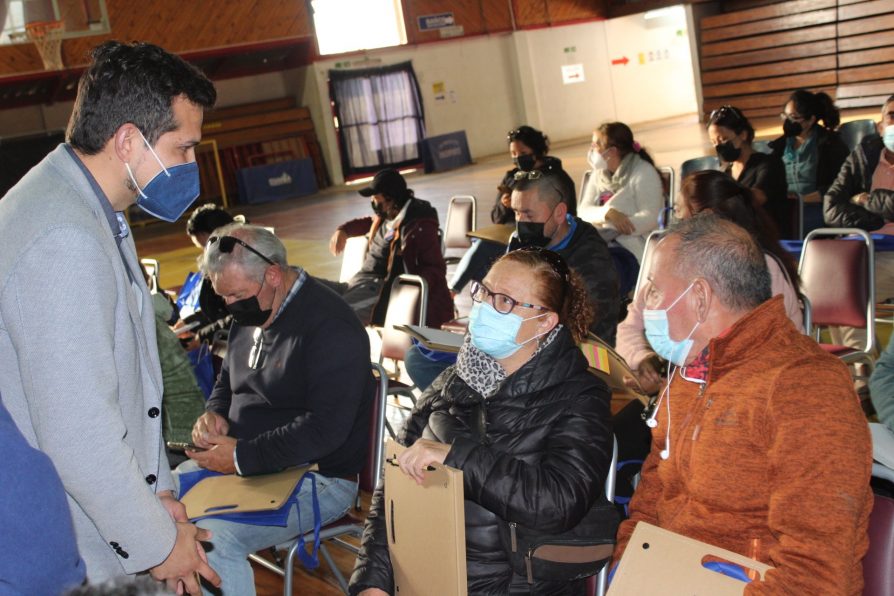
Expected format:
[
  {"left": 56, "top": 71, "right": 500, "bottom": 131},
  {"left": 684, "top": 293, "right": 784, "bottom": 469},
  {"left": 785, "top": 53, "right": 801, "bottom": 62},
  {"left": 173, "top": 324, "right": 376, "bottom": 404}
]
[{"left": 166, "top": 441, "right": 208, "bottom": 453}]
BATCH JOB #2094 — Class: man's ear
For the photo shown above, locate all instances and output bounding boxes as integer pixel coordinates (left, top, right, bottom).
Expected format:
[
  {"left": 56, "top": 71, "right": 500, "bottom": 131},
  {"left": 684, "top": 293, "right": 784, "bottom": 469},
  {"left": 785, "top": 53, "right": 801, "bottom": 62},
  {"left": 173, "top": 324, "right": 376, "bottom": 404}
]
[
  {"left": 554, "top": 200, "right": 568, "bottom": 220},
  {"left": 113, "top": 123, "right": 141, "bottom": 163},
  {"left": 691, "top": 278, "right": 713, "bottom": 323},
  {"left": 264, "top": 264, "right": 283, "bottom": 288}
]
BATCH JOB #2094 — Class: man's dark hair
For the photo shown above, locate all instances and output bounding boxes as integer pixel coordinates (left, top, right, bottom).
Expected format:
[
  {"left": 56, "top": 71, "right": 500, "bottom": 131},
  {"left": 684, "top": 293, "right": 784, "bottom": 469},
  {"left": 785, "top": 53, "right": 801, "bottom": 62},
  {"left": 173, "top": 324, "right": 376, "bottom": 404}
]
[
  {"left": 511, "top": 169, "right": 567, "bottom": 211},
  {"left": 666, "top": 213, "right": 771, "bottom": 311},
  {"left": 186, "top": 203, "right": 235, "bottom": 237},
  {"left": 66, "top": 41, "right": 216, "bottom": 155}
]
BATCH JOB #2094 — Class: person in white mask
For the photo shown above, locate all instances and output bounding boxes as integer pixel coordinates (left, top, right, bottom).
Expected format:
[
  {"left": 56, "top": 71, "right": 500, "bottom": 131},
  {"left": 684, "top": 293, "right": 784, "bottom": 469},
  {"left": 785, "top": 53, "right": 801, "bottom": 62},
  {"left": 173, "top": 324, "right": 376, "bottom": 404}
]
[
  {"left": 612, "top": 214, "right": 873, "bottom": 595},
  {"left": 578, "top": 122, "right": 664, "bottom": 266}
]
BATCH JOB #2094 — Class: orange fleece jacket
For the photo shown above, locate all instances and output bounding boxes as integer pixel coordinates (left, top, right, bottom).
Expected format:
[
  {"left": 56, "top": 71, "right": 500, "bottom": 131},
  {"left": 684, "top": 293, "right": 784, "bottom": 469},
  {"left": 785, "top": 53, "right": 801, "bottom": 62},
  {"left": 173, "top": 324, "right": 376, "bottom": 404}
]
[{"left": 613, "top": 296, "right": 873, "bottom": 595}]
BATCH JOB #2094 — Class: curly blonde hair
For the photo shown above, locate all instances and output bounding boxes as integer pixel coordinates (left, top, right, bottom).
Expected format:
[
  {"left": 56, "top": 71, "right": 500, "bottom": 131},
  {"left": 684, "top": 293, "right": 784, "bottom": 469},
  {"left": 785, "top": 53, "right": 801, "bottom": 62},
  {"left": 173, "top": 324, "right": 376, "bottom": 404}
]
[{"left": 498, "top": 248, "right": 593, "bottom": 342}]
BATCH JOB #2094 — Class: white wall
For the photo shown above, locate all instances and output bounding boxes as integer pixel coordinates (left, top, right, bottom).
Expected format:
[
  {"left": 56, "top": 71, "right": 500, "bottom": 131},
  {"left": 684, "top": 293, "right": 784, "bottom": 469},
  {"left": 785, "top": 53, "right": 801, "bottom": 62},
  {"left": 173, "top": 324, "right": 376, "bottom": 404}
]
[
  {"left": 511, "top": 20, "right": 617, "bottom": 141},
  {"left": 604, "top": 5, "right": 699, "bottom": 124}
]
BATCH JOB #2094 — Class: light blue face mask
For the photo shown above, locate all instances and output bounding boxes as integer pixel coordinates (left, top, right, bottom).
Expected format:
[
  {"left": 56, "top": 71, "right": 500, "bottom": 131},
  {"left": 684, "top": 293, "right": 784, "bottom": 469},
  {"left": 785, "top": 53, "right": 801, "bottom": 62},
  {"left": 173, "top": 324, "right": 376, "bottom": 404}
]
[
  {"left": 125, "top": 130, "right": 200, "bottom": 222},
  {"left": 643, "top": 281, "right": 700, "bottom": 367},
  {"left": 468, "top": 302, "right": 548, "bottom": 359},
  {"left": 883, "top": 125, "right": 894, "bottom": 153}
]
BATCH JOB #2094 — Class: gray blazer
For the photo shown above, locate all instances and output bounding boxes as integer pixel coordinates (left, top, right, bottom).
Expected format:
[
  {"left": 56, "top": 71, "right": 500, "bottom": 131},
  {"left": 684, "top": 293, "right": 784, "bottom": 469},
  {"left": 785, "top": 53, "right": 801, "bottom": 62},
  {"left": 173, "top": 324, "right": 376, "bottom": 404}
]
[{"left": 0, "top": 145, "right": 177, "bottom": 581}]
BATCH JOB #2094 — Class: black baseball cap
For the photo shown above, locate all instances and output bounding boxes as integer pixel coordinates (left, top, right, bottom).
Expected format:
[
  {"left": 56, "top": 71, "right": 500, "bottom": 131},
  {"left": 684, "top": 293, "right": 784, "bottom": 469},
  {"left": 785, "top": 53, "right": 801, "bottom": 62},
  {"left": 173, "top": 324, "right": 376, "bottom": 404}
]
[{"left": 358, "top": 168, "right": 408, "bottom": 198}]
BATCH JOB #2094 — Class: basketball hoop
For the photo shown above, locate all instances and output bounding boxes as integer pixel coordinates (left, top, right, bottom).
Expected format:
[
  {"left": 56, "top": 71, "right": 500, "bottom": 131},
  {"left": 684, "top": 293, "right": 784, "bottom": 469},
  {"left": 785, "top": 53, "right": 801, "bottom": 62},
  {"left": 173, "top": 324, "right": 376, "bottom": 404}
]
[{"left": 25, "top": 20, "right": 66, "bottom": 71}]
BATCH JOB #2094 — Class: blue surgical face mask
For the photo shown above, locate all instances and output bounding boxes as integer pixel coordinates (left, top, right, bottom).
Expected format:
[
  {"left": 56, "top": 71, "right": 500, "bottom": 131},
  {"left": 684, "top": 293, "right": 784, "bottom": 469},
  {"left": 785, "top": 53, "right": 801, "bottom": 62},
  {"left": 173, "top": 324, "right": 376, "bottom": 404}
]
[
  {"left": 883, "top": 125, "right": 894, "bottom": 153},
  {"left": 643, "top": 282, "right": 700, "bottom": 367},
  {"left": 125, "top": 130, "right": 200, "bottom": 222},
  {"left": 468, "top": 301, "right": 548, "bottom": 359}
]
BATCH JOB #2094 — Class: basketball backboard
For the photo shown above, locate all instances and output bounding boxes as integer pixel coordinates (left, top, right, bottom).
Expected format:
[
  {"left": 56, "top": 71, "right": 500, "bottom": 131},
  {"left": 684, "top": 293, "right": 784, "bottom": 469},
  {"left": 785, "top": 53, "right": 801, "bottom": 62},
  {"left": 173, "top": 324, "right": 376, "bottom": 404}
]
[{"left": 1, "top": 0, "right": 109, "bottom": 45}]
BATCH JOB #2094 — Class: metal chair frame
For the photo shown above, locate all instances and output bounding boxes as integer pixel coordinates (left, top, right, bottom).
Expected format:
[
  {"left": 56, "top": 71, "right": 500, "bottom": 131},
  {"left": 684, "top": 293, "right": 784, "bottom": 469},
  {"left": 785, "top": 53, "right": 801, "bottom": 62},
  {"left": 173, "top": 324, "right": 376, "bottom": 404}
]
[
  {"left": 248, "top": 362, "right": 389, "bottom": 595},
  {"left": 798, "top": 227, "right": 876, "bottom": 368}
]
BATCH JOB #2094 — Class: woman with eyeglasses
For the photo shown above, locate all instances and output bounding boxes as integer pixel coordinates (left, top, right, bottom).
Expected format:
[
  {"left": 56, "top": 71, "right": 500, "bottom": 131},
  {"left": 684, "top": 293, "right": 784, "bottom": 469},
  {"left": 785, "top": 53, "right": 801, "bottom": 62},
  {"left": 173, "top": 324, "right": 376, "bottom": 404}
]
[
  {"left": 352, "top": 248, "right": 614, "bottom": 596},
  {"left": 579, "top": 122, "right": 663, "bottom": 264},
  {"left": 708, "top": 106, "right": 789, "bottom": 237},
  {"left": 768, "top": 90, "right": 849, "bottom": 236}
]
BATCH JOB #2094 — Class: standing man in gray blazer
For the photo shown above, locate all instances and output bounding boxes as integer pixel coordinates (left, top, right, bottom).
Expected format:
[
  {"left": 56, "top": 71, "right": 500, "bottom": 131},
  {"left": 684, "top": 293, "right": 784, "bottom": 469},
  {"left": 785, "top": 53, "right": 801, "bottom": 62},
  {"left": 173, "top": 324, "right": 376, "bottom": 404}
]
[{"left": 0, "top": 42, "right": 220, "bottom": 593}]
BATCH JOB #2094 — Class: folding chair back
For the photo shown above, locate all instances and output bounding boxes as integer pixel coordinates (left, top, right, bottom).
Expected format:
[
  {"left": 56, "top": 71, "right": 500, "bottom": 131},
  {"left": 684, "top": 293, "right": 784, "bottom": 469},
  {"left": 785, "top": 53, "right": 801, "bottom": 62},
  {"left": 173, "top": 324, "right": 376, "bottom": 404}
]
[
  {"left": 444, "top": 195, "right": 476, "bottom": 251},
  {"left": 381, "top": 274, "right": 428, "bottom": 361},
  {"left": 798, "top": 228, "right": 875, "bottom": 357},
  {"left": 140, "top": 258, "right": 160, "bottom": 293},
  {"left": 864, "top": 493, "right": 894, "bottom": 596},
  {"left": 679, "top": 155, "right": 720, "bottom": 179},
  {"left": 339, "top": 235, "right": 369, "bottom": 283},
  {"left": 633, "top": 230, "right": 665, "bottom": 300},
  {"left": 579, "top": 169, "right": 593, "bottom": 205},
  {"left": 364, "top": 362, "right": 389, "bottom": 492},
  {"left": 839, "top": 119, "right": 878, "bottom": 153},
  {"left": 590, "top": 435, "right": 618, "bottom": 596}
]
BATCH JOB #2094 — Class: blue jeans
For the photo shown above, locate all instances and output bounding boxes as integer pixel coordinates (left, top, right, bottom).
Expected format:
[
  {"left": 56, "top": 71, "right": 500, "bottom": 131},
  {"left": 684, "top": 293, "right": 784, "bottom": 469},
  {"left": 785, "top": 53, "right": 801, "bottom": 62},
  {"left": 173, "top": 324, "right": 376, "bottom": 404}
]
[
  {"left": 174, "top": 461, "right": 357, "bottom": 596},
  {"left": 404, "top": 343, "right": 453, "bottom": 391}
]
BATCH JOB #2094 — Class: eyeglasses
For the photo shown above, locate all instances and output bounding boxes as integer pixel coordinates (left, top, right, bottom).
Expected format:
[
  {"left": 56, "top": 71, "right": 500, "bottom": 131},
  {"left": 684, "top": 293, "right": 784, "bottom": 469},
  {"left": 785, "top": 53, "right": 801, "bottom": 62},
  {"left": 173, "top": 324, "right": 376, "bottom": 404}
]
[
  {"left": 779, "top": 112, "right": 805, "bottom": 122},
  {"left": 208, "top": 235, "right": 275, "bottom": 266},
  {"left": 470, "top": 280, "right": 549, "bottom": 315}
]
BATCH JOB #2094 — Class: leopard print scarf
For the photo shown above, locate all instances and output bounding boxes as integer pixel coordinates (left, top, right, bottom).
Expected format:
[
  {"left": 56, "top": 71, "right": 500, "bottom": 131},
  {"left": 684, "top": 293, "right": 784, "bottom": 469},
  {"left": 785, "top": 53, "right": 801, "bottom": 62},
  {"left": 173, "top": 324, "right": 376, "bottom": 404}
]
[{"left": 455, "top": 326, "right": 562, "bottom": 399}]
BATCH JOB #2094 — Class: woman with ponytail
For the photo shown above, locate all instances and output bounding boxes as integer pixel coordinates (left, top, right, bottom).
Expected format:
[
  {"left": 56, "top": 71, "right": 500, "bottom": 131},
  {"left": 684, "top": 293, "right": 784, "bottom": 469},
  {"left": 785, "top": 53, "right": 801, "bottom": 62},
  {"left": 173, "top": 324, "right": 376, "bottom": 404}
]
[
  {"left": 352, "top": 247, "right": 614, "bottom": 596},
  {"left": 769, "top": 89, "right": 850, "bottom": 235},
  {"left": 580, "top": 122, "right": 663, "bottom": 265}
]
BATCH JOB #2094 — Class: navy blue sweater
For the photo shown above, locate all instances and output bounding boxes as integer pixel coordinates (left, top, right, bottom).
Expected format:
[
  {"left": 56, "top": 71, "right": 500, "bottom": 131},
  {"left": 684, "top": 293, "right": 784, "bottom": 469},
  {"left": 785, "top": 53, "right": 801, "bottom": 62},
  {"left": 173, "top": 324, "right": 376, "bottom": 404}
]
[
  {"left": 0, "top": 395, "right": 85, "bottom": 593},
  {"left": 207, "top": 276, "right": 374, "bottom": 477}
]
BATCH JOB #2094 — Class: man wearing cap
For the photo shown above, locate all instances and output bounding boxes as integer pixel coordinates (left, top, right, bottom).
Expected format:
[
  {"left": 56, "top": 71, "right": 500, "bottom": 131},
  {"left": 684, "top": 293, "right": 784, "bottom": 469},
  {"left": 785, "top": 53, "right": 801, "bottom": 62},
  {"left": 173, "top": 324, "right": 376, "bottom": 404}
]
[{"left": 326, "top": 168, "right": 454, "bottom": 328}]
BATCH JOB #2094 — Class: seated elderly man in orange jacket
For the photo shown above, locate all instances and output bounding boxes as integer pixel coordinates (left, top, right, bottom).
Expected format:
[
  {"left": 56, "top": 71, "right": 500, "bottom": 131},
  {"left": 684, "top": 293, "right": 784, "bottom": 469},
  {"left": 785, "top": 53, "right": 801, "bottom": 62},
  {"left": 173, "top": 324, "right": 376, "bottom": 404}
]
[{"left": 613, "top": 214, "right": 872, "bottom": 594}]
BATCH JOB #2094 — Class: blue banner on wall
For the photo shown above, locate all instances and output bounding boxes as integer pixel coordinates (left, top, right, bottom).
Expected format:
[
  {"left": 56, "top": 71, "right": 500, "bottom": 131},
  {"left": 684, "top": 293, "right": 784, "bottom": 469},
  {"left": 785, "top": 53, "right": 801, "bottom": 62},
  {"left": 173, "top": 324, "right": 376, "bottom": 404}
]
[{"left": 417, "top": 12, "right": 455, "bottom": 31}]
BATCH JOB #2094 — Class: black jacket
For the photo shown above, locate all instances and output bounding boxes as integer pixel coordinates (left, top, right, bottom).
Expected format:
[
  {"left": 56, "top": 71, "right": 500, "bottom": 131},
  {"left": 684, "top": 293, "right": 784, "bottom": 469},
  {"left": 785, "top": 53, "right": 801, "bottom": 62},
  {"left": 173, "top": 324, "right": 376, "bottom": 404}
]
[
  {"left": 768, "top": 126, "right": 850, "bottom": 197},
  {"left": 206, "top": 276, "right": 374, "bottom": 476},
  {"left": 823, "top": 133, "right": 894, "bottom": 230},
  {"left": 509, "top": 218, "right": 620, "bottom": 345},
  {"left": 349, "top": 328, "right": 613, "bottom": 595}
]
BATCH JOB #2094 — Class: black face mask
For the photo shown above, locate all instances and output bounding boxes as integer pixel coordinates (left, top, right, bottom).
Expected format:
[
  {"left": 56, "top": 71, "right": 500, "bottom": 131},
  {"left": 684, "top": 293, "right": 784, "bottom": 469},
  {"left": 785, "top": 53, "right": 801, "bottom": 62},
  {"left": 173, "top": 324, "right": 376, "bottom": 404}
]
[
  {"left": 782, "top": 119, "right": 803, "bottom": 137},
  {"left": 516, "top": 221, "right": 550, "bottom": 247},
  {"left": 715, "top": 140, "right": 742, "bottom": 163},
  {"left": 370, "top": 199, "right": 389, "bottom": 218},
  {"left": 226, "top": 284, "right": 272, "bottom": 327},
  {"left": 513, "top": 154, "right": 537, "bottom": 172}
]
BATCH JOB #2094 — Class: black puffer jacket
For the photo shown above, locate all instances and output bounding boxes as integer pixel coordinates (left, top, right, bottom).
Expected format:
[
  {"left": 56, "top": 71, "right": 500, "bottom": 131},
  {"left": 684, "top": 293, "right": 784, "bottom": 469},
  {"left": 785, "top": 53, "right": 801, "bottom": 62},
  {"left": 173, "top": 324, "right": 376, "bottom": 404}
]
[{"left": 349, "top": 328, "right": 613, "bottom": 595}]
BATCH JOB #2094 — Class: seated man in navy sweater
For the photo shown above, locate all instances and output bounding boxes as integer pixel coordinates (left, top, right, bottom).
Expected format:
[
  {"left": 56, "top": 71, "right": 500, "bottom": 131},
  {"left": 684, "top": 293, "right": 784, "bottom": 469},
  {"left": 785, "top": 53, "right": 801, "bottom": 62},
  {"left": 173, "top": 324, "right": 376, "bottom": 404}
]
[{"left": 181, "top": 224, "right": 374, "bottom": 596}]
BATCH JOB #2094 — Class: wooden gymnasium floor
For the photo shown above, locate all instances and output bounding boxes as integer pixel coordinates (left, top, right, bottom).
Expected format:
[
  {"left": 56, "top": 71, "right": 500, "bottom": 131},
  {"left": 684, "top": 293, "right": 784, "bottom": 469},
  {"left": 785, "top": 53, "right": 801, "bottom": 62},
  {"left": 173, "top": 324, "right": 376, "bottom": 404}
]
[{"left": 131, "top": 112, "right": 875, "bottom": 595}]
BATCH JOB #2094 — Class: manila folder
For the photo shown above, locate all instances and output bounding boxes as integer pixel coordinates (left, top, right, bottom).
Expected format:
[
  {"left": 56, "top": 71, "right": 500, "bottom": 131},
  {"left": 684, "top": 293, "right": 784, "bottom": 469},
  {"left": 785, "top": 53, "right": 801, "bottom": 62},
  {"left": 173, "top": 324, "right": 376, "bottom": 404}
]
[
  {"left": 609, "top": 522, "right": 772, "bottom": 595},
  {"left": 182, "top": 464, "right": 316, "bottom": 519},
  {"left": 384, "top": 440, "right": 467, "bottom": 596}
]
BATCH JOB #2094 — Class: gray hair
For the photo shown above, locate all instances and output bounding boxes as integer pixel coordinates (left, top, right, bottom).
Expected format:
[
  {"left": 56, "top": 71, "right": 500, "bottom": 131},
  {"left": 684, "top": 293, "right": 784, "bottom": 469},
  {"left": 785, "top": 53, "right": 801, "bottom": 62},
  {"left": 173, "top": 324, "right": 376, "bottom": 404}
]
[
  {"left": 202, "top": 223, "right": 287, "bottom": 282},
  {"left": 511, "top": 173, "right": 566, "bottom": 210},
  {"left": 664, "top": 213, "right": 771, "bottom": 311}
]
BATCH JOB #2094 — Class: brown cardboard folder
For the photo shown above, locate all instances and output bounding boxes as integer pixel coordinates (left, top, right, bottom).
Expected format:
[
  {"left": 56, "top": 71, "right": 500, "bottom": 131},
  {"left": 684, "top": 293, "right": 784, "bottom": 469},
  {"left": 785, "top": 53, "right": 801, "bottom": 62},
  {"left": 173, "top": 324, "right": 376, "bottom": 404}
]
[
  {"left": 580, "top": 334, "right": 650, "bottom": 406},
  {"left": 182, "top": 464, "right": 316, "bottom": 520},
  {"left": 609, "top": 522, "right": 772, "bottom": 595},
  {"left": 384, "top": 441, "right": 467, "bottom": 596}
]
